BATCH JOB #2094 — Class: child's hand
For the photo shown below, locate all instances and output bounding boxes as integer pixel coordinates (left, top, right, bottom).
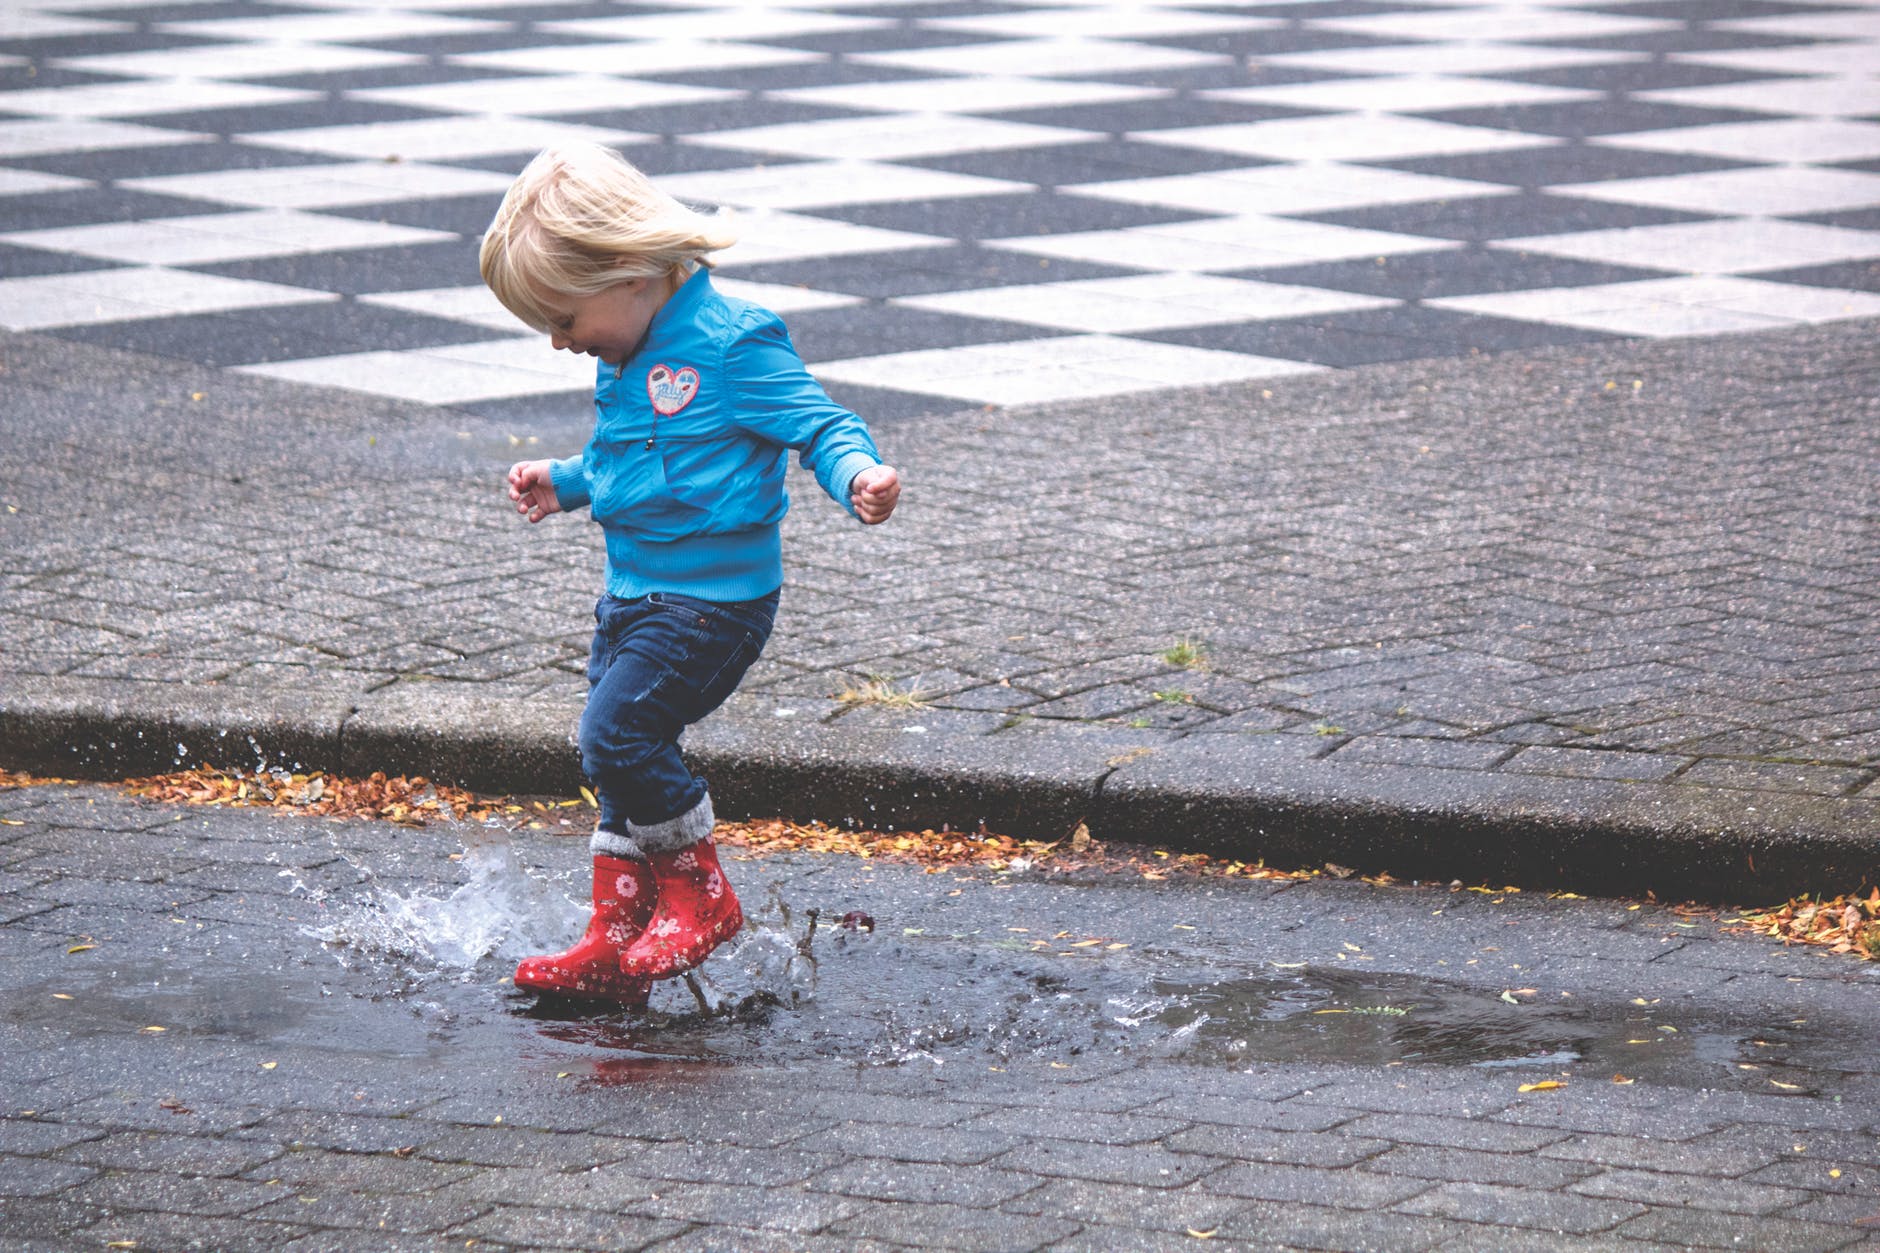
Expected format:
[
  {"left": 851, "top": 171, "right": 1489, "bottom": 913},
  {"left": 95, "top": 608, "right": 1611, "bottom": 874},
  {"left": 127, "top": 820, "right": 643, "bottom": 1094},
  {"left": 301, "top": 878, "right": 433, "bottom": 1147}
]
[
  {"left": 508, "top": 459, "right": 561, "bottom": 523},
  {"left": 851, "top": 464, "right": 900, "bottom": 525}
]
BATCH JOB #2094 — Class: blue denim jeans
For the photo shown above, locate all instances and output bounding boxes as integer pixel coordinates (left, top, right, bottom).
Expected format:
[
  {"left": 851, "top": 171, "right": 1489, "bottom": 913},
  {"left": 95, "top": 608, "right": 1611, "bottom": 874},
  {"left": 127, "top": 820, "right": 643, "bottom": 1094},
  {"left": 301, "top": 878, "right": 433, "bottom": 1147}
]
[{"left": 579, "top": 589, "right": 778, "bottom": 835}]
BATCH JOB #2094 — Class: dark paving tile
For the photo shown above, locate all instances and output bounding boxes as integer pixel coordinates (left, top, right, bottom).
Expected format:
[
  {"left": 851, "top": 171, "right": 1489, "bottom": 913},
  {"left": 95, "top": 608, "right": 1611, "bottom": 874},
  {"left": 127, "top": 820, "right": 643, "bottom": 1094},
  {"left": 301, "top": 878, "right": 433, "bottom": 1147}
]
[
  {"left": 643, "top": 61, "right": 932, "bottom": 92},
  {"left": 909, "top": 137, "right": 1275, "bottom": 185},
  {"left": 0, "top": 187, "right": 222, "bottom": 232},
  {"left": 1742, "top": 259, "right": 1880, "bottom": 292},
  {"left": 1234, "top": 247, "right": 1671, "bottom": 300},
  {"left": 985, "top": 96, "right": 1322, "bottom": 134},
  {"left": 1786, "top": 206, "right": 1880, "bottom": 231},
  {"left": 0, "top": 247, "right": 131, "bottom": 279},
  {"left": 551, "top": 98, "right": 872, "bottom": 136},
  {"left": 244, "top": 62, "right": 529, "bottom": 93},
  {"left": 451, "top": 389, "right": 593, "bottom": 426},
  {"left": 1419, "top": 99, "right": 1783, "bottom": 139},
  {"left": 816, "top": 378, "right": 959, "bottom": 421},
  {"left": 47, "top": 301, "right": 507, "bottom": 367},
  {"left": 1831, "top": 156, "right": 1880, "bottom": 175},
  {"left": 759, "top": 27, "right": 1017, "bottom": 55},
  {"left": 805, "top": 191, "right": 1212, "bottom": 239},
  {"left": 328, "top": 193, "right": 505, "bottom": 236},
  {"left": 1144, "top": 28, "right": 1411, "bottom": 56},
  {"left": 828, "top": 0, "right": 1055, "bottom": 15},
  {"left": 451, "top": 140, "right": 799, "bottom": 181},
  {"left": 776, "top": 302, "right": 1046, "bottom": 362},
  {"left": 719, "top": 242, "right": 1142, "bottom": 297},
  {"left": 2, "top": 141, "right": 349, "bottom": 181},
  {"left": 0, "top": 32, "right": 212, "bottom": 59},
  {"left": 153, "top": 99, "right": 443, "bottom": 138},
  {"left": 1575, "top": 0, "right": 1852, "bottom": 17},
  {"left": 450, "top": 0, "right": 654, "bottom": 18},
  {"left": 57, "top": 0, "right": 305, "bottom": 19},
  {"left": 1485, "top": 60, "right": 1800, "bottom": 93},
  {"left": 187, "top": 238, "right": 482, "bottom": 294},
  {"left": 1525, "top": 28, "right": 1831, "bottom": 54},
  {"left": 349, "top": 30, "right": 577, "bottom": 57},
  {"left": 1376, "top": 142, "right": 1756, "bottom": 188},
  {"left": 1298, "top": 191, "right": 1712, "bottom": 242},
  {"left": 1148, "top": 305, "right": 1617, "bottom": 366},
  {"left": 0, "top": 65, "right": 128, "bottom": 92}
]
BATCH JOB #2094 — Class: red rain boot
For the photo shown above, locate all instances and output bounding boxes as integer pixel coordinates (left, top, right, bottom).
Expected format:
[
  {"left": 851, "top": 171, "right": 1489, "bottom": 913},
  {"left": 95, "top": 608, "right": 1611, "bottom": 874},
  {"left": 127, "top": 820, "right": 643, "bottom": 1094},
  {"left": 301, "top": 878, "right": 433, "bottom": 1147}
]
[
  {"left": 616, "top": 837, "right": 743, "bottom": 980},
  {"left": 514, "top": 855, "right": 656, "bottom": 1005}
]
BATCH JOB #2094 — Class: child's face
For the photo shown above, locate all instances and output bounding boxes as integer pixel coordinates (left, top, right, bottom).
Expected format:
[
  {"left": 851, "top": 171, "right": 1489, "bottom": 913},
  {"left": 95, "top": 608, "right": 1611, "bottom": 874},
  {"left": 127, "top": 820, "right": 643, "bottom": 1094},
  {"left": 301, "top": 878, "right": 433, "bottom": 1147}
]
[{"left": 539, "top": 275, "right": 667, "bottom": 366}]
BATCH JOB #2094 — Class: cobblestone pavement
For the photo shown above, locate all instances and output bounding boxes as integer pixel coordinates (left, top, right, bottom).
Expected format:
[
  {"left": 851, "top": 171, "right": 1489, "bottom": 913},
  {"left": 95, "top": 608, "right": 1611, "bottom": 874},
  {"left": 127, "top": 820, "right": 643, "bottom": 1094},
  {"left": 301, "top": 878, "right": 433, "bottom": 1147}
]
[
  {"left": 1, "top": 0, "right": 1879, "bottom": 418},
  {"left": 3, "top": 314, "right": 1877, "bottom": 897},
  {"left": 2, "top": 783, "right": 1878, "bottom": 1252}
]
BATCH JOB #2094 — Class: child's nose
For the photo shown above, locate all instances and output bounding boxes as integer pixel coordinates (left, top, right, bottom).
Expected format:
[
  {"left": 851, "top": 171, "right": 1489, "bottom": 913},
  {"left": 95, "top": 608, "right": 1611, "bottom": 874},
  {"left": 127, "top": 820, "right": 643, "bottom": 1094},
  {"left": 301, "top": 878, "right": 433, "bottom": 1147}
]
[{"left": 551, "top": 332, "right": 572, "bottom": 351}]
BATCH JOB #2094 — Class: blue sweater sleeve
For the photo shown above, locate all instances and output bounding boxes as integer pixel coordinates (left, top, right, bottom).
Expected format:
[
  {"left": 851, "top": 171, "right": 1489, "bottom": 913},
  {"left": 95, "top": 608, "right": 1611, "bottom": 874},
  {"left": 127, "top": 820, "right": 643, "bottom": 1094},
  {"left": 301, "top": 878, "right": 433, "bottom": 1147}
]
[
  {"left": 548, "top": 454, "right": 590, "bottom": 513},
  {"left": 726, "top": 319, "right": 880, "bottom": 517}
]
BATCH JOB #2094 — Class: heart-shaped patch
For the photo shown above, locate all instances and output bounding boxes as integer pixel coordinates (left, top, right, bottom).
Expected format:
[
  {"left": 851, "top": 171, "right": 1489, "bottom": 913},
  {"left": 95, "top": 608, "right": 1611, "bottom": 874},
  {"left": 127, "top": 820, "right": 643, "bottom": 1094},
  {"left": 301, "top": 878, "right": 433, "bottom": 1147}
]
[{"left": 646, "top": 363, "right": 700, "bottom": 416}]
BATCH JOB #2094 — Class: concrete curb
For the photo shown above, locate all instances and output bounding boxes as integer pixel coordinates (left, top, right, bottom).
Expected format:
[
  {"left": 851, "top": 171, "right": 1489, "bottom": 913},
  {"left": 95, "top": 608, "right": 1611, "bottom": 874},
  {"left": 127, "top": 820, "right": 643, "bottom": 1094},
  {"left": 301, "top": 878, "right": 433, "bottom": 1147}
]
[{"left": 4, "top": 674, "right": 1874, "bottom": 903}]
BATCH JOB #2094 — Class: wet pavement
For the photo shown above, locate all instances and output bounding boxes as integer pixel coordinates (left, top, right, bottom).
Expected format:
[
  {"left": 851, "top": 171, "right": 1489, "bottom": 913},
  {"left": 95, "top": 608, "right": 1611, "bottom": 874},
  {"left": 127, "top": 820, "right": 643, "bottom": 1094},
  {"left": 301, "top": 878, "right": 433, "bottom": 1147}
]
[{"left": 4, "top": 782, "right": 1879, "bottom": 1251}]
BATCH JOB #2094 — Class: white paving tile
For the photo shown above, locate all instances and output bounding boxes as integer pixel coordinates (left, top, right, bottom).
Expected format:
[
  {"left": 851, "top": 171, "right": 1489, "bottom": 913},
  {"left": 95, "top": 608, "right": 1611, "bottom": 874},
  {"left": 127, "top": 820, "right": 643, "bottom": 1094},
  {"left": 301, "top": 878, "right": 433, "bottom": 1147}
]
[
  {"left": 449, "top": 40, "right": 821, "bottom": 77},
  {"left": 52, "top": 42, "right": 424, "bottom": 81},
  {"left": 1712, "top": 10, "right": 1880, "bottom": 38},
  {"left": 1431, "top": 275, "right": 1880, "bottom": 336},
  {"left": 1602, "top": 119, "right": 1880, "bottom": 165},
  {"left": 119, "top": 161, "right": 516, "bottom": 210},
  {"left": 987, "top": 215, "right": 1456, "bottom": 271},
  {"left": 1263, "top": 43, "right": 1647, "bottom": 76},
  {"left": 0, "top": 118, "right": 209, "bottom": 159},
  {"left": 0, "top": 168, "right": 91, "bottom": 197},
  {"left": 769, "top": 76, "right": 1170, "bottom": 117},
  {"left": 815, "top": 333, "right": 1321, "bottom": 406},
  {"left": 710, "top": 278, "right": 866, "bottom": 314},
  {"left": 1636, "top": 76, "right": 1880, "bottom": 119},
  {"left": 1671, "top": 43, "right": 1880, "bottom": 77},
  {"left": 1500, "top": 219, "right": 1880, "bottom": 275},
  {"left": 154, "top": 11, "right": 504, "bottom": 42},
  {"left": 657, "top": 161, "right": 1027, "bottom": 212},
  {"left": 1312, "top": 6, "right": 1678, "bottom": 42},
  {"left": 0, "top": 9, "right": 126, "bottom": 37},
  {"left": 0, "top": 267, "right": 334, "bottom": 331},
  {"left": 0, "top": 79, "right": 321, "bottom": 119},
  {"left": 1204, "top": 74, "right": 1600, "bottom": 113},
  {"left": 1565, "top": 166, "right": 1880, "bottom": 217},
  {"left": 1069, "top": 162, "right": 1512, "bottom": 216},
  {"left": 1144, "top": 114, "right": 1545, "bottom": 162},
  {"left": 348, "top": 75, "right": 738, "bottom": 118},
  {"left": 358, "top": 285, "right": 521, "bottom": 331},
  {"left": 0, "top": 209, "right": 454, "bottom": 265},
  {"left": 896, "top": 272, "right": 1392, "bottom": 332},
  {"left": 712, "top": 209, "right": 950, "bottom": 266},
  {"left": 851, "top": 36, "right": 1228, "bottom": 78},
  {"left": 921, "top": 7, "right": 1271, "bottom": 38},
  {"left": 537, "top": 8, "right": 890, "bottom": 40},
  {"left": 239, "top": 116, "right": 652, "bottom": 162},
  {"left": 237, "top": 339, "right": 594, "bottom": 403},
  {"left": 692, "top": 114, "right": 1099, "bottom": 162}
]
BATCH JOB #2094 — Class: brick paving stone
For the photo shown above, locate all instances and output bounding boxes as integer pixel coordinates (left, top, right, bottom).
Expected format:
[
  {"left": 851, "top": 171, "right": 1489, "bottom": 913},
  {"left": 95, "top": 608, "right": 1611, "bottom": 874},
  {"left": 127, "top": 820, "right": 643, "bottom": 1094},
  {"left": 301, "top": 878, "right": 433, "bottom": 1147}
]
[
  {"left": 957, "top": 1106, "right": 1190, "bottom": 1148},
  {"left": 826, "top": 1199, "right": 1080, "bottom": 1251},
  {"left": 55, "top": 1128, "right": 283, "bottom": 1177},
  {"left": 1162, "top": 1124, "right": 1391, "bottom": 1168},
  {"left": 414, "top": 1125, "right": 644, "bottom": 1169},
  {"left": 792, "top": 1121, "right": 1026, "bottom": 1167},
  {"left": 248, "top": 1186, "right": 493, "bottom": 1234},
  {"left": 1612, "top": 1206, "right": 1871, "bottom": 1252},
  {"left": 0, "top": 1156, "right": 96, "bottom": 1198},
  {"left": 995, "top": 1137, "right": 1226, "bottom": 1189},
  {"left": 807, "top": 1159, "right": 1044, "bottom": 1209},
  {"left": 999, "top": 1177, "right": 1249, "bottom": 1232},
  {"left": 1211, "top": 1199, "right": 1473, "bottom": 1252},
  {"left": 448, "top": 1204, "right": 692, "bottom": 1252},
  {"left": 66, "top": 1169, "right": 296, "bottom": 1217},
  {"left": 625, "top": 1182, "right": 870, "bottom": 1235},
  {"left": 1208, "top": 1160, "right": 1438, "bottom": 1209},
  {"left": 1394, "top": 1180, "right": 1649, "bottom": 1234},
  {"left": 1365, "top": 1143, "right": 1597, "bottom": 1190},
  {"left": 1536, "top": 1129, "right": 1787, "bottom": 1177},
  {"left": 1568, "top": 1165, "right": 1812, "bottom": 1214},
  {"left": 0, "top": 1121, "right": 102, "bottom": 1156},
  {"left": 241, "top": 1148, "right": 475, "bottom": 1194},
  {"left": 1336, "top": 1113, "right": 1575, "bottom": 1154}
]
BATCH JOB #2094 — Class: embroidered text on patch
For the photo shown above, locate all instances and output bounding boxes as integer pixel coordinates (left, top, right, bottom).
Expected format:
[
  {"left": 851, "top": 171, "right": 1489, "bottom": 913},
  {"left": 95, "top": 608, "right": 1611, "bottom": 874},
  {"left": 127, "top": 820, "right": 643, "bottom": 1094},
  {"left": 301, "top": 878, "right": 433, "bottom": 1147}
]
[{"left": 647, "top": 364, "right": 700, "bottom": 416}]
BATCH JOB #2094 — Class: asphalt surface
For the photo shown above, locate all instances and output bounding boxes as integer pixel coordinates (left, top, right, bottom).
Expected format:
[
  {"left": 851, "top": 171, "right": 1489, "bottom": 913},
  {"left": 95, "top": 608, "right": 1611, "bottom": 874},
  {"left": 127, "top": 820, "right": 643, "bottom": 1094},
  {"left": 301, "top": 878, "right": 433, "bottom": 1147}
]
[{"left": 2, "top": 781, "right": 1878, "bottom": 1252}]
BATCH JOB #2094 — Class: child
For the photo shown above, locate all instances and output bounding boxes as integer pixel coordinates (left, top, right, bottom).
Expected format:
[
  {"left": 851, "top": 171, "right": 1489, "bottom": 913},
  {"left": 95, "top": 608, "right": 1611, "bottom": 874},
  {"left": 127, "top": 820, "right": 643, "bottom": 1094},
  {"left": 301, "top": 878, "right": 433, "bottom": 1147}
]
[{"left": 480, "top": 142, "right": 901, "bottom": 1004}]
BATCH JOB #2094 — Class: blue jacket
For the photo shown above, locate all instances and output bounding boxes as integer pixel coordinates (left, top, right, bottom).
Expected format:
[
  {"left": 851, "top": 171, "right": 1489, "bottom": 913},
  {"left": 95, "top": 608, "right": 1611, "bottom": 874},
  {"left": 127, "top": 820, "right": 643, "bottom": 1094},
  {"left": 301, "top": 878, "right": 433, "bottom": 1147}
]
[{"left": 549, "top": 269, "right": 882, "bottom": 603}]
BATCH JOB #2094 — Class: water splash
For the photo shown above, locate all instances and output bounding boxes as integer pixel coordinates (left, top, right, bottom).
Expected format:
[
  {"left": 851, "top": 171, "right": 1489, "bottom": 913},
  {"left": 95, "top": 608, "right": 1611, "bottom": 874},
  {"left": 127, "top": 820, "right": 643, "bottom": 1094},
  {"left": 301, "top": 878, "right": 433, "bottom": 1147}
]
[{"left": 304, "top": 836, "right": 584, "bottom": 977}]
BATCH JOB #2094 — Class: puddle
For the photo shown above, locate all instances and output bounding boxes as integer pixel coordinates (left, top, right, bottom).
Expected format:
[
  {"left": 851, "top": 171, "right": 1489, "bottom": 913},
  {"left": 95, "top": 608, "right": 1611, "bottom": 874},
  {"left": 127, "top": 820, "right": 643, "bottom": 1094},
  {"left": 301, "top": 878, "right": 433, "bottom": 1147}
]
[{"left": 4, "top": 833, "right": 1858, "bottom": 1099}]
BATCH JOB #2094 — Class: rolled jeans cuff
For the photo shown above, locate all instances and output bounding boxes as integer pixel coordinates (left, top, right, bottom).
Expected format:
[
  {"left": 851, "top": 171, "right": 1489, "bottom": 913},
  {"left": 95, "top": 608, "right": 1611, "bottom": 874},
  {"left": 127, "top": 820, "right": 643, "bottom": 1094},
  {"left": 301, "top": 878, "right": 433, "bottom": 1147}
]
[{"left": 619, "top": 791, "right": 714, "bottom": 855}]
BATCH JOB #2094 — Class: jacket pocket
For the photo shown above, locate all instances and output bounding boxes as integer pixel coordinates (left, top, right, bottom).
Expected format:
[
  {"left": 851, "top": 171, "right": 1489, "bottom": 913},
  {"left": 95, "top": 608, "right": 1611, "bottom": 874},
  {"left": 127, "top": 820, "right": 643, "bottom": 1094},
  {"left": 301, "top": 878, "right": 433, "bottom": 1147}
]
[{"left": 587, "top": 438, "right": 706, "bottom": 538}]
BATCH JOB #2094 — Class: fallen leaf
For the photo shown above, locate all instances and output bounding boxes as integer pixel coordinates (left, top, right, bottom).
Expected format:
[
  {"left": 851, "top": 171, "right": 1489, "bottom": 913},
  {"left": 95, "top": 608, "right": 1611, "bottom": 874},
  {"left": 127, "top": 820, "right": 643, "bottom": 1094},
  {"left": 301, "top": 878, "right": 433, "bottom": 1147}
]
[
  {"left": 1518, "top": 1081, "right": 1566, "bottom": 1092},
  {"left": 1612, "top": 1075, "right": 1635, "bottom": 1085},
  {"left": 1187, "top": 1229, "right": 1218, "bottom": 1240},
  {"left": 141, "top": 1026, "right": 166, "bottom": 1033},
  {"left": 66, "top": 944, "right": 95, "bottom": 954},
  {"left": 260, "top": 1061, "right": 277, "bottom": 1070}
]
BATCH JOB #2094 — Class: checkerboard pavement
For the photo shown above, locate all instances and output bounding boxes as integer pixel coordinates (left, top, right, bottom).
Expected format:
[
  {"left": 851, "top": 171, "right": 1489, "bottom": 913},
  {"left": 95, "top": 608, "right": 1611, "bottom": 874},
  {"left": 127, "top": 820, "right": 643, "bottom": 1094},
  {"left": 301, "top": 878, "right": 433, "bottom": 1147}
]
[{"left": 2, "top": 0, "right": 1879, "bottom": 420}]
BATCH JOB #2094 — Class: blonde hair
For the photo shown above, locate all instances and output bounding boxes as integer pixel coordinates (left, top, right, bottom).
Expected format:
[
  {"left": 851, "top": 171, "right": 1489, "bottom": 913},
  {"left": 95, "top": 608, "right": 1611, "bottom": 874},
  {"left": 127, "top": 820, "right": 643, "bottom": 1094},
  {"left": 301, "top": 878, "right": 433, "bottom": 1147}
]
[{"left": 480, "top": 142, "right": 737, "bottom": 332}]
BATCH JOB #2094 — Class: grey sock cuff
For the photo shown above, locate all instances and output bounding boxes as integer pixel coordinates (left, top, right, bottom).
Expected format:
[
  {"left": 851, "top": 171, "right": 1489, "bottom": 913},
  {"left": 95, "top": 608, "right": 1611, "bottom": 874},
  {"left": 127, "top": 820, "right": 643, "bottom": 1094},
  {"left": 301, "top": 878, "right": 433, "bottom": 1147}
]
[
  {"left": 623, "top": 792, "right": 715, "bottom": 855},
  {"left": 590, "top": 829, "right": 646, "bottom": 860}
]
